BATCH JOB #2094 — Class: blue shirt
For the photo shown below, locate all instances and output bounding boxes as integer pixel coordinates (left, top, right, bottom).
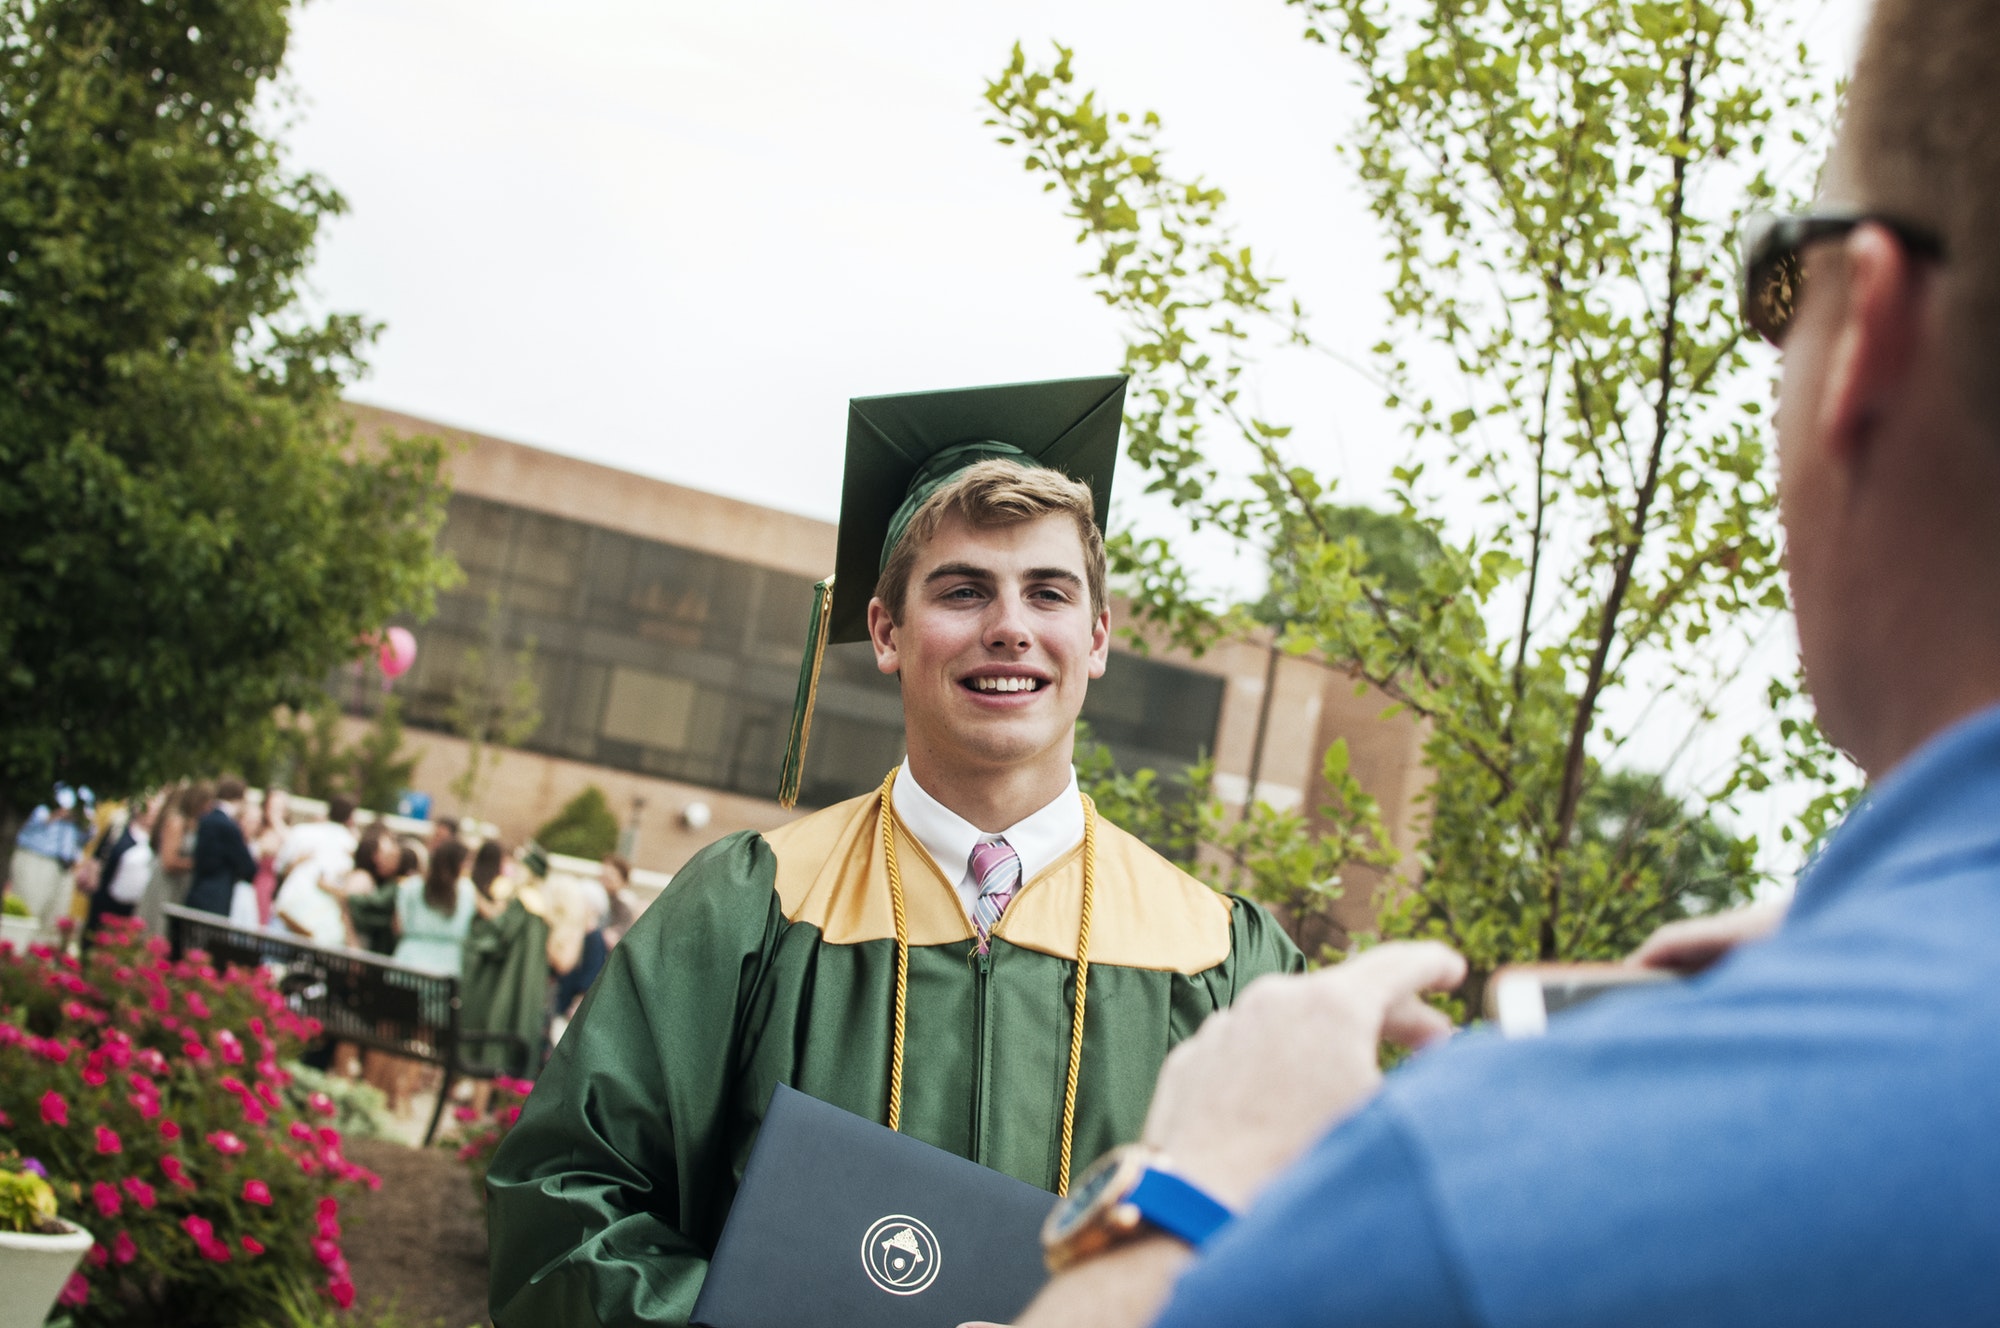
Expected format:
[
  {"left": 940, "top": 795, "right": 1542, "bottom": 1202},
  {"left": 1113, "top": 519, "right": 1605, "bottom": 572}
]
[
  {"left": 15, "top": 807, "right": 86, "bottom": 865},
  {"left": 1157, "top": 703, "right": 2000, "bottom": 1328}
]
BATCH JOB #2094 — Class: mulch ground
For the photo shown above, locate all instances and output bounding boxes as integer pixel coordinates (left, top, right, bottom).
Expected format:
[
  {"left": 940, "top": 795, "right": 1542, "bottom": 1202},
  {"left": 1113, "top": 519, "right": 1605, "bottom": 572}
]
[{"left": 345, "top": 1137, "right": 491, "bottom": 1328}]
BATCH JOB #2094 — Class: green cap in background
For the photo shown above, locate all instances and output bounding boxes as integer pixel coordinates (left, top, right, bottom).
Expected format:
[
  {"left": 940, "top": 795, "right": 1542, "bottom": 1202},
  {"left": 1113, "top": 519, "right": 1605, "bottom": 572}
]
[{"left": 778, "top": 374, "right": 1127, "bottom": 807}]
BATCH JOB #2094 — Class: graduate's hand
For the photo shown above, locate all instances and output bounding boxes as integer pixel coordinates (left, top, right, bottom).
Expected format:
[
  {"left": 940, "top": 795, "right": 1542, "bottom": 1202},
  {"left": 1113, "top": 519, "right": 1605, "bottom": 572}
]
[
  {"left": 1140, "top": 941, "right": 1466, "bottom": 1210},
  {"left": 1628, "top": 897, "right": 1787, "bottom": 974}
]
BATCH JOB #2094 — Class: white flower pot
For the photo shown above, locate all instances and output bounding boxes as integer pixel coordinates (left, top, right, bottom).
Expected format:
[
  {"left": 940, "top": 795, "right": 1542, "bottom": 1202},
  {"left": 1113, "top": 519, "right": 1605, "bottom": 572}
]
[
  {"left": 0, "top": 1219, "right": 94, "bottom": 1328},
  {"left": 0, "top": 913, "right": 38, "bottom": 952}
]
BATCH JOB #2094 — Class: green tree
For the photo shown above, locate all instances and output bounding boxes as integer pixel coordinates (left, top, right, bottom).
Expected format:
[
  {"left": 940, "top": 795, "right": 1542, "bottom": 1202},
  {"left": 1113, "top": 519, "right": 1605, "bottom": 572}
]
[
  {"left": 535, "top": 786, "right": 620, "bottom": 861},
  {"left": 347, "top": 693, "right": 421, "bottom": 814},
  {"left": 1075, "top": 723, "right": 1392, "bottom": 959},
  {"left": 988, "top": 0, "right": 1854, "bottom": 989},
  {"left": 215, "top": 688, "right": 419, "bottom": 812},
  {"left": 445, "top": 594, "right": 543, "bottom": 819},
  {"left": 0, "top": 0, "right": 454, "bottom": 854}
]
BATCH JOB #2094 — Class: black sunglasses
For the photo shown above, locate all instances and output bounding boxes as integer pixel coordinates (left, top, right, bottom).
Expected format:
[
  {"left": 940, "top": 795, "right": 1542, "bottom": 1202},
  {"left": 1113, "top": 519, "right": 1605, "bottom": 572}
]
[{"left": 1738, "top": 210, "right": 1946, "bottom": 346}]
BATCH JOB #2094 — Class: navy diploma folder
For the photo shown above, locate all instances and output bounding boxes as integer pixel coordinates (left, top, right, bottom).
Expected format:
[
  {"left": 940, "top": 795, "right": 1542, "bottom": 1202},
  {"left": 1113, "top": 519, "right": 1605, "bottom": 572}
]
[{"left": 691, "top": 1084, "right": 1055, "bottom": 1328}]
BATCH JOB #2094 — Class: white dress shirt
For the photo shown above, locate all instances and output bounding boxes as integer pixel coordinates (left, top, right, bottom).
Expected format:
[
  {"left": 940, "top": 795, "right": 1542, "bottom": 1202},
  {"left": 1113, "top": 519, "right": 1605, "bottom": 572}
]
[
  {"left": 106, "top": 828, "right": 155, "bottom": 905},
  {"left": 890, "top": 759, "right": 1085, "bottom": 918}
]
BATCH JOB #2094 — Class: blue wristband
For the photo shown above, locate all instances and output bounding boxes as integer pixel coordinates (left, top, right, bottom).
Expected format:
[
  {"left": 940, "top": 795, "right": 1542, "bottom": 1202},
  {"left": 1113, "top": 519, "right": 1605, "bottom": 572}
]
[{"left": 1125, "top": 1168, "right": 1235, "bottom": 1249}]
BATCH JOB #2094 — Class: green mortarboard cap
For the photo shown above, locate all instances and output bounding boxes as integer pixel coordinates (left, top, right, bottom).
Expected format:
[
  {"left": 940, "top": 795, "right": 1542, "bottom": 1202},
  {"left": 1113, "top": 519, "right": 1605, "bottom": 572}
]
[{"left": 778, "top": 374, "right": 1127, "bottom": 807}]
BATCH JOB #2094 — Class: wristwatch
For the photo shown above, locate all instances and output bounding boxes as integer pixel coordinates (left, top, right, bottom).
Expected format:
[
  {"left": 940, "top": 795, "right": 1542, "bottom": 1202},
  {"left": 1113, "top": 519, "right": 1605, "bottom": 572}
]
[{"left": 1041, "top": 1145, "right": 1235, "bottom": 1272}]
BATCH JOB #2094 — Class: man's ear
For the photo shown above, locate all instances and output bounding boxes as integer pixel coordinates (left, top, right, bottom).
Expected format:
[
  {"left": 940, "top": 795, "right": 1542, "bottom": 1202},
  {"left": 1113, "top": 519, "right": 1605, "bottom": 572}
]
[
  {"left": 1816, "top": 223, "right": 1926, "bottom": 467},
  {"left": 867, "top": 597, "right": 900, "bottom": 677},
  {"left": 1086, "top": 607, "right": 1111, "bottom": 680}
]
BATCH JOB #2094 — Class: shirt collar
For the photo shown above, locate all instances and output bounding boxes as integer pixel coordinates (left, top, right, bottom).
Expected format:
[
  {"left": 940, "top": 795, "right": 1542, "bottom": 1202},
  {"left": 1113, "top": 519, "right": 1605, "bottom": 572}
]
[
  {"left": 891, "top": 759, "right": 1085, "bottom": 886},
  {"left": 1791, "top": 700, "right": 2000, "bottom": 922}
]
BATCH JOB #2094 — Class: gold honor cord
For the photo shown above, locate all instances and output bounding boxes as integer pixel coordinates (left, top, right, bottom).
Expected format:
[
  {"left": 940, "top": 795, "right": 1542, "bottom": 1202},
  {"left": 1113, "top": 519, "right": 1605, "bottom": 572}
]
[{"left": 876, "top": 768, "right": 1098, "bottom": 1195}]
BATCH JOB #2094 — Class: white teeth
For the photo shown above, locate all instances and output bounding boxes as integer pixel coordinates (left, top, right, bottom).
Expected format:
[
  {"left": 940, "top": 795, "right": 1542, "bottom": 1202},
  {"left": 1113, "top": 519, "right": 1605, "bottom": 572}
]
[{"left": 970, "top": 676, "right": 1039, "bottom": 693}]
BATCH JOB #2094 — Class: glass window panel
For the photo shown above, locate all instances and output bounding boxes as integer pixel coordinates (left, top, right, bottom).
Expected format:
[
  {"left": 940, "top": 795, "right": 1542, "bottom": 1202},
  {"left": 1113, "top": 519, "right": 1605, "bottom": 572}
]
[
  {"left": 442, "top": 496, "right": 517, "bottom": 574},
  {"left": 601, "top": 667, "right": 698, "bottom": 752},
  {"left": 509, "top": 512, "right": 587, "bottom": 597}
]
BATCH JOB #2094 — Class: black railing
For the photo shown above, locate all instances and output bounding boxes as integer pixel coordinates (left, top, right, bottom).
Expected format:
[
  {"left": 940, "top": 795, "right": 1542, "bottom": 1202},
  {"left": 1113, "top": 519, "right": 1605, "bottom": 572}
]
[{"left": 163, "top": 905, "right": 531, "bottom": 1144}]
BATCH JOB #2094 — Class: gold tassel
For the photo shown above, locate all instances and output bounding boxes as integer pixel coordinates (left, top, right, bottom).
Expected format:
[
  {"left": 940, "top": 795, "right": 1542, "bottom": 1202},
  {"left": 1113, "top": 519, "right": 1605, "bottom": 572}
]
[{"left": 778, "top": 575, "right": 835, "bottom": 809}]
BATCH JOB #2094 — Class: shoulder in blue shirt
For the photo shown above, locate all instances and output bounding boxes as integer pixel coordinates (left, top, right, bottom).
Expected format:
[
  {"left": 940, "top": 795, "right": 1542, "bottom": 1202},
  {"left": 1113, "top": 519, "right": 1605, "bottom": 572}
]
[{"left": 1159, "top": 702, "right": 2000, "bottom": 1328}]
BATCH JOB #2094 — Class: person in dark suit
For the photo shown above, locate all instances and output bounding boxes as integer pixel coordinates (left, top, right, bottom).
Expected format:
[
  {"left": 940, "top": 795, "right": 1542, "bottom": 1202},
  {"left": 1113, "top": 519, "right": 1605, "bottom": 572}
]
[{"left": 187, "top": 776, "right": 258, "bottom": 916}]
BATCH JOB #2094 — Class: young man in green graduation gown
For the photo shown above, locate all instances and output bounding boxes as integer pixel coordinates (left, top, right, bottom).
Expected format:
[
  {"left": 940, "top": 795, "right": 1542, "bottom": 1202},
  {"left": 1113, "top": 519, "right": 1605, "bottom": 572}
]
[{"left": 485, "top": 376, "right": 1303, "bottom": 1326}]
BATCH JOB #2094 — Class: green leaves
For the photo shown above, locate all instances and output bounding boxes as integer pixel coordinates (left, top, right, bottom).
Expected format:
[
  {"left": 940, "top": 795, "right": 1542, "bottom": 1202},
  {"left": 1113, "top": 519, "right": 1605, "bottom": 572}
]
[
  {"left": 990, "top": 1, "right": 1849, "bottom": 986},
  {"left": 0, "top": 0, "right": 455, "bottom": 825}
]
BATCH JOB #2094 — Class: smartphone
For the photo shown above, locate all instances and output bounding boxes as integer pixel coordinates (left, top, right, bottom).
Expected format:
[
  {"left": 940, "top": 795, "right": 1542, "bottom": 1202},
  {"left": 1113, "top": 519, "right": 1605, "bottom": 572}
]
[{"left": 1485, "top": 963, "right": 1679, "bottom": 1038}]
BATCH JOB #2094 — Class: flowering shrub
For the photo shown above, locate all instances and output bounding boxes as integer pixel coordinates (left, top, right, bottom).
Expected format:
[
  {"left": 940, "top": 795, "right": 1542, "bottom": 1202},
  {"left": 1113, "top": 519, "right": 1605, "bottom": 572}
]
[
  {"left": 445, "top": 1076, "right": 533, "bottom": 1200},
  {"left": 0, "top": 919, "right": 379, "bottom": 1324}
]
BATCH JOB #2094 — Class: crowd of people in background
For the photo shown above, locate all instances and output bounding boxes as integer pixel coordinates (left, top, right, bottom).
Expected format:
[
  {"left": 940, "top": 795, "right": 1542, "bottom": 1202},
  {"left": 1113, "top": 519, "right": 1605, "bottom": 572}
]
[{"left": 4, "top": 778, "right": 632, "bottom": 1104}]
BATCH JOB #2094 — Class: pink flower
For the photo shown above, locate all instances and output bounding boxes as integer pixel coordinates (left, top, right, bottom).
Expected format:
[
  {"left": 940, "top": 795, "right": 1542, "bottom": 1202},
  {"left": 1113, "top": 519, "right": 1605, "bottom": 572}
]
[
  {"left": 159, "top": 1118, "right": 182, "bottom": 1140},
  {"left": 88, "top": 1243, "right": 109, "bottom": 1268},
  {"left": 185, "top": 992, "right": 211, "bottom": 1020},
  {"left": 316, "top": 1126, "right": 341, "bottom": 1148},
  {"left": 39, "top": 1091, "right": 68, "bottom": 1126},
  {"left": 307, "top": 1092, "right": 335, "bottom": 1117},
  {"left": 312, "top": 1235, "right": 341, "bottom": 1266},
  {"left": 241, "top": 1098, "right": 269, "bottom": 1125},
  {"left": 499, "top": 1105, "right": 522, "bottom": 1126},
  {"left": 200, "top": 1238, "right": 232, "bottom": 1263},
  {"left": 242, "top": 1236, "right": 265, "bottom": 1256},
  {"left": 95, "top": 1126, "right": 122, "bottom": 1155},
  {"left": 453, "top": 1105, "right": 477, "bottom": 1123},
  {"left": 181, "top": 1214, "right": 214, "bottom": 1244},
  {"left": 161, "top": 1156, "right": 195, "bottom": 1191},
  {"left": 216, "top": 1030, "right": 244, "bottom": 1065},
  {"left": 112, "top": 1230, "right": 137, "bottom": 1265},
  {"left": 0, "top": 1109, "right": 10, "bottom": 1128},
  {"left": 136, "top": 1048, "right": 167, "bottom": 1075},
  {"left": 318, "top": 1196, "right": 340, "bottom": 1219},
  {"left": 181, "top": 1040, "right": 208, "bottom": 1063},
  {"left": 289, "top": 1122, "right": 315, "bottom": 1142},
  {"left": 81, "top": 1065, "right": 108, "bottom": 1087},
  {"left": 91, "top": 1181, "right": 122, "bottom": 1218},
  {"left": 329, "top": 1277, "right": 356, "bottom": 1309},
  {"left": 58, "top": 1272, "right": 89, "bottom": 1308},
  {"left": 249, "top": 1016, "right": 266, "bottom": 1037},
  {"left": 129, "top": 1092, "right": 161, "bottom": 1121},
  {"left": 494, "top": 1075, "right": 535, "bottom": 1096},
  {"left": 120, "top": 1177, "right": 156, "bottom": 1209},
  {"left": 242, "top": 1179, "right": 273, "bottom": 1206},
  {"left": 207, "top": 1130, "right": 246, "bottom": 1156}
]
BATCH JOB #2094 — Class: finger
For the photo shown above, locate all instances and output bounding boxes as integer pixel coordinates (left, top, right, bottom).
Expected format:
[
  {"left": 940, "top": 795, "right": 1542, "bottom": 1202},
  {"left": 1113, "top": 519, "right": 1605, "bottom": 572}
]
[
  {"left": 1331, "top": 941, "right": 1467, "bottom": 1006},
  {"left": 1628, "top": 916, "right": 1696, "bottom": 966},
  {"left": 1380, "top": 991, "right": 1455, "bottom": 1049}
]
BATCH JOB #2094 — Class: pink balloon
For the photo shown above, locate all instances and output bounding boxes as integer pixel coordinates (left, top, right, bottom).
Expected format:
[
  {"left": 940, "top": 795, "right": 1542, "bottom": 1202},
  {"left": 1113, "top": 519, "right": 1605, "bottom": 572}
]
[{"left": 377, "top": 626, "right": 417, "bottom": 679}]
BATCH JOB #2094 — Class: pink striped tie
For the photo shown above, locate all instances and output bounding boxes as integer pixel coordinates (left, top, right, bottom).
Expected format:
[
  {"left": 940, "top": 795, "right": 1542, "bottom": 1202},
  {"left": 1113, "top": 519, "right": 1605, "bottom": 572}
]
[{"left": 969, "top": 838, "right": 1021, "bottom": 953}]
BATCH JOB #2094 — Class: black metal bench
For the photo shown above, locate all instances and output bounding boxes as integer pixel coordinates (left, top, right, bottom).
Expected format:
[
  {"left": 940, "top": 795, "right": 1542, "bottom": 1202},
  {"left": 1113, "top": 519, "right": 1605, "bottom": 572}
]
[{"left": 163, "top": 904, "right": 533, "bottom": 1145}]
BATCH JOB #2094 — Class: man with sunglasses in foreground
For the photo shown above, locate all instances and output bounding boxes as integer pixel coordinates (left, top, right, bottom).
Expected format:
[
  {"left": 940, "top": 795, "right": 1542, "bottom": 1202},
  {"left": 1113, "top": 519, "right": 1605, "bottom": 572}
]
[{"left": 995, "top": 2, "right": 2000, "bottom": 1324}]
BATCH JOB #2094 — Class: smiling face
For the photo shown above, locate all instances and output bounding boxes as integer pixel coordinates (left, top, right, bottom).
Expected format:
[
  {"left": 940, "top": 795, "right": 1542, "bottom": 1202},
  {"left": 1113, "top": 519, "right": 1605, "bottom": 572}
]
[{"left": 868, "top": 511, "right": 1111, "bottom": 811}]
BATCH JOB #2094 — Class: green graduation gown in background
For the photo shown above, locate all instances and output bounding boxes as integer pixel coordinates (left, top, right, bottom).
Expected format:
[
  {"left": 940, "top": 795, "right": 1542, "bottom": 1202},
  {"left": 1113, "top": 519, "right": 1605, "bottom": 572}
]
[
  {"left": 459, "top": 897, "right": 552, "bottom": 1075},
  {"left": 486, "top": 785, "right": 1303, "bottom": 1327}
]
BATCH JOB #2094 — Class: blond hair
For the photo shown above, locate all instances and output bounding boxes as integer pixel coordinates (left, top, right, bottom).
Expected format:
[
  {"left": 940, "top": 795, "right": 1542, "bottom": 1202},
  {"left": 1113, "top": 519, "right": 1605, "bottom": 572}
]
[
  {"left": 873, "top": 459, "right": 1107, "bottom": 621},
  {"left": 1845, "top": 0, "right": 2000, "bottom": 415}
]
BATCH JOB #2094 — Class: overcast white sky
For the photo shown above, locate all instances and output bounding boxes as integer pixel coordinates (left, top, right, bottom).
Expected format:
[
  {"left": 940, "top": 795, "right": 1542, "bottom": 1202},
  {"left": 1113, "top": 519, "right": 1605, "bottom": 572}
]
[
  {"left": 284, "top": 0, "right": 1873, "bottom": 870},
  {"left": 288, "top": 0, "right": 1868, "bottom": 530}
]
